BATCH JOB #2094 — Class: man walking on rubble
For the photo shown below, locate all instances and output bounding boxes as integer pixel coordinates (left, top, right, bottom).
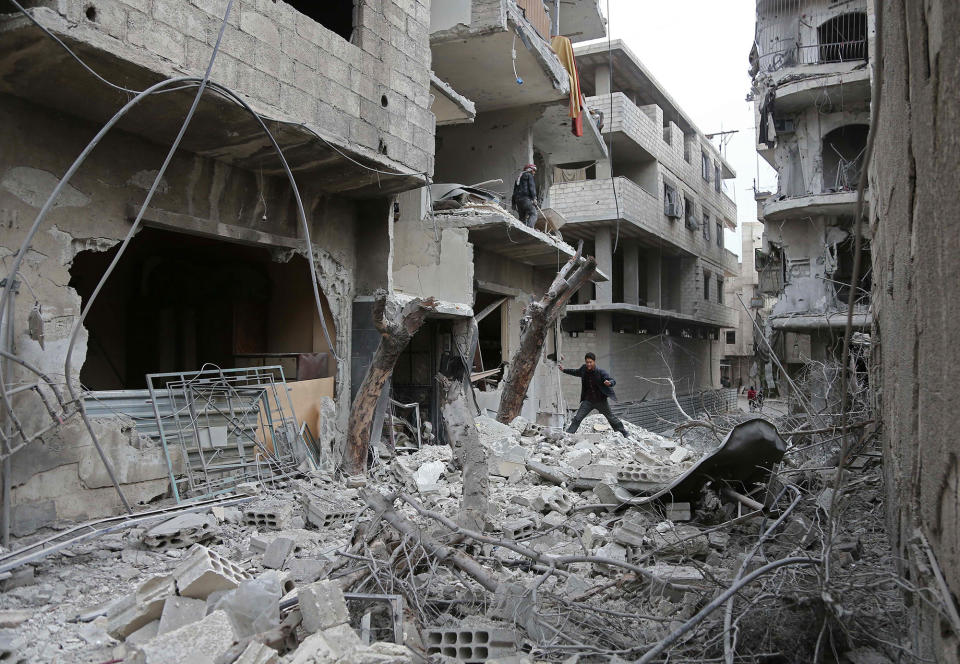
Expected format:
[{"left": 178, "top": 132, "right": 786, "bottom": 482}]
[
  {"left": 559, "top": 352, "right": 629, "bottom": 437},
  {"left": 511, "top": 163, "right": 539, "bottom": 227}
]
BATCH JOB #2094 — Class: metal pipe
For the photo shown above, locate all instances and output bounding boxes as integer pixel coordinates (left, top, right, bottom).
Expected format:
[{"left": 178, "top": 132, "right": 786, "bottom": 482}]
[
  {"left": 552, "top": 0, "right": 560, "bottom": 36},
  {"left": 1, "top": 281, "right": 13, "bottom": 546}
]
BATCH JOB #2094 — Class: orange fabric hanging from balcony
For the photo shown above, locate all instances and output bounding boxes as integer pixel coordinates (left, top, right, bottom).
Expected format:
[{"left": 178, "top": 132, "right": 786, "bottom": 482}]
[{"left": 550, "top": 35, "right": 584, "bottom": 137}]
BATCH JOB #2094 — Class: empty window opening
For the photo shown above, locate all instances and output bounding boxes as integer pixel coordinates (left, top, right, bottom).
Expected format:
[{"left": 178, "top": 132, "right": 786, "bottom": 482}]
[
  {"left": 70, "top": 227, "right": 336, "bottom": 390},
  {"left": 726, "top": 330, "right": 736, "bottom": 344},
  {"left": 716, "top": 220, "right": 723, "bottom": 247},
  {"left": 474, "top": 292, "right": 506, "bottom": 374},
  {"left": 702, "top": 212, "right": 711, "bottom": 242},
  {"left": 703, "top": 270, "right": 711, "bottom": 300},
  {"left": 663, "top": 183, "right": 681, "bottom": 218},
  {"left": 684, "top": 196, "right": 697, "bottom": 230},
  {"left": 392, "top": 320, "right": 443, "bottom": 438},
  {"left": 714, "top": 164, "right": 722, "bottom": 192},
  {"left": 287, "top": 0, "right": 356, "bottom": 42},
  {"left": 701, "top": 151, "right": 711, "bottom": 182},
  {"left": 818, "top": 12, "right": 868, "bottom": 63},
  {"left": 717, "top": 277, "right": 724, "bottom": 304},
  {"left": 823, "top": 124, "right": 869, "bottom": 191}
]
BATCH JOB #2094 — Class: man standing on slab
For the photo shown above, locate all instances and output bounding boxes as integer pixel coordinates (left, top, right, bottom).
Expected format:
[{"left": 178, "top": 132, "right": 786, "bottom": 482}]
[{"left": 560, "top": 352, "right": 629, "bottom": 437}]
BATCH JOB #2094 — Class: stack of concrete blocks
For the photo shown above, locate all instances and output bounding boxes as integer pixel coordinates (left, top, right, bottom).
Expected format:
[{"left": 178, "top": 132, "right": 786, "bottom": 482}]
[
  {"left": 242, "top": 501, "right": 294, "bottom": 530},
  {"left": 108, "top": 545, "right": 250, "bottom": 640},
  {"left": 422, "top": 624, "right": 519, "bottom": 663}
]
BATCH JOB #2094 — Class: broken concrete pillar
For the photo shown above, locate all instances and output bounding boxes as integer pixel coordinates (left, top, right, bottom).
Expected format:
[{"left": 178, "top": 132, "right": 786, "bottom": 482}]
[
  {"left": 646, "top": 251, "right": 662, "bottom": 308},
  {"left": 298, "top": 579, "right": 350, "bottom": 633},
  {"left": 157, "top": 596, "right": 206, "bottom": 635},
  {"left": 129, "top": 609, "right": 237, "bottom": 664},
  {"left": 594, "top": 229, "right": 613, "bottom": 305},
  {"left": 173, "top": 545, "right": 250, "bottom": 599},
  {"left": 623, "top": 240, "right": 640, "bottom": 306},
  {"left": 106, "top": 574, "right": 176, "bottom": 639}
]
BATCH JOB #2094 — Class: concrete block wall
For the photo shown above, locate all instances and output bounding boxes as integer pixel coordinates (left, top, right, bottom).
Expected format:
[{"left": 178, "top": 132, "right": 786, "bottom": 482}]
[{"left": 35, "top": 0, "right": 434, "bottom": 174}]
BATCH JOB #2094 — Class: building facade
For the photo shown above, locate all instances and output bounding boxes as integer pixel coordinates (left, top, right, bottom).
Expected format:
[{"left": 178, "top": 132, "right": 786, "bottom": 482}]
[
  {"left": 750, "top": 0, "right": 875, "bottom": 382},
  {"left": 721, "top": 221, "right": 765, "bottom": 390},
  {"left": 548, "top": 40, "right": 739, "bottom": 409}
]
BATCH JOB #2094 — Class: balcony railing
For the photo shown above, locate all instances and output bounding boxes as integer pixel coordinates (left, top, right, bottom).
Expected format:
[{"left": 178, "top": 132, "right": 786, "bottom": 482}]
[{"left": 755, "top": 1, "right": 868, "bottom": 74}]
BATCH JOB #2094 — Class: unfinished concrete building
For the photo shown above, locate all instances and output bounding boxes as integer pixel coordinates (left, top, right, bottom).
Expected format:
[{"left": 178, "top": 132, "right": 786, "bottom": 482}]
[
  {"left": 750, "top": 0, "right": 874, "bottom": 398},
  {"left": 548, "top": 41, "right": 740, "bottom": 426},
  {"left": 389, "top": 0, "right": 610, "bottom": 429},
  {"left": 0, "top": 0, "right": 435, "bottom": 535},
  {"left": 721, "top": 221, "right": 765, "bottom": 391}
]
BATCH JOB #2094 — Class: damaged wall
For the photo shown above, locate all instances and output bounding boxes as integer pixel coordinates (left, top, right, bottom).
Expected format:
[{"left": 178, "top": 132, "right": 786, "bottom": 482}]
[
  {"left": 0, "top": 93, "right": 366, "bottom": 533},
  {"left": 871, "top": 1, "right": 960, "bottom": 661}
]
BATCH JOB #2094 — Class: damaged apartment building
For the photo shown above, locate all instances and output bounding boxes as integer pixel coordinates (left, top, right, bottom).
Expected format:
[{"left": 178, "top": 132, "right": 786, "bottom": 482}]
[
  {"left": 749, "top": 0, "right": 874, "bottom": 401},
  {"left": 0, "top": 0, "right": 628, "bottom": 537},
  {"left": 549, "top": 41, "right": 740, "bottom": 426}
]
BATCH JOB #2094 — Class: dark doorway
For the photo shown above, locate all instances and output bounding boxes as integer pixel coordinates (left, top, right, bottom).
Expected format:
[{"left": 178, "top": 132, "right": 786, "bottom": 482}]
[
  {"left": 70, "top": 227, "right": 335, "bottom": 390},
  {"left": 474, "top": 292, "right": 505, "bottom": 372}
]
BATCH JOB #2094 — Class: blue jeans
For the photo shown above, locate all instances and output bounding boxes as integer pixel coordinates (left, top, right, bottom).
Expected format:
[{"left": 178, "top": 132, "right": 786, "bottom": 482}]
[{"left": 567, "top": 400, "right": 627, "bottom": 435}]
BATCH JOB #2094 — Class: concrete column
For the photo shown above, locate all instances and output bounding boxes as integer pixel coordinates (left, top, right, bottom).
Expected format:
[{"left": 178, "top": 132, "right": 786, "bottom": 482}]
[
  {"left": 595, "top": 64, "right": 611, "bottom": 96},
  {"left": 623, "top": 241, "right": 639, "bottom": 306},
  {"left": 594, "top": 228, "right": 613, "bottom": 304},
  {"left": 577, "top": 280, "right": 594, "bottom": 304},
  {"left": 646, "top": 251, "right": 661, "bottom": 308},
  {"left": 595, "top": 158, "right": 612, "bottom": 179}
]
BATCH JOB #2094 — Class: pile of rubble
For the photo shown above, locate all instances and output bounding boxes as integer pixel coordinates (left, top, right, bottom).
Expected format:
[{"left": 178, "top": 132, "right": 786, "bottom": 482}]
[{"left": 0, "top": 412, "right": 908, "bottom": 663}]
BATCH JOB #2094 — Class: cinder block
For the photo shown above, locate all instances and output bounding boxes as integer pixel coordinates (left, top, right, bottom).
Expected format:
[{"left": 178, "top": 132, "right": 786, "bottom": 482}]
[
  {"left": 501, "top": 518, "right": 536, "bottom": 540},
  {"left": 262, "top": 536, "right": 295, "bottom": 570},
  {"left": 157, "top": 596, "right": 207, "bottom": 635},
  {"left": 541, "top": 487, "right": 571, "bottom": 515},
  {"left": 173, "top": 545, "right": 249, "bottom": 599},
  {"left": 422, "top": 625, "right": 519, "bottom": 663},
  {"left": 298, "top": 580, "right": 349, "bottom": 633},
  {"left": 107, "top": 574, "right": 176, "bottom": 639},
  {"left": 302, "top": 495, "right": 356, "bottom": 530},
  {"left": 143, "top": 512, "right": 218, "bottom": 549},
  {"left": 242, "top": 501, "right": 294, "bottom": 530}
]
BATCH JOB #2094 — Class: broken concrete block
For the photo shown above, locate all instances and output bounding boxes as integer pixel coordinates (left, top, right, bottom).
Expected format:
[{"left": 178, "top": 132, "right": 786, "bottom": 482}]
[
  {"left": 542, "top": 511, "right": 566, "bottom": 529},
  {"left": 129, "top": 609, "right": 236, "bottom": 664},
  {"left": 321, "top": 622, "right": 362, "bottom": 658},
  {"left": 289, "top": 632, "right": 336, "bottom": 664},
  {"left": 303, "top": 494, "right": 357, "bottom": 530},
  {"left": 173, "top": 545, "right": 249, "bottom": 600},
  {"left": 234, "top": 641, "right": 279, "bottom": 664},
  {"left": 581, "top": 524, "right": 608, "bottom": 550},
  {"left": 412, "top": 460, "right": 445, "bottom": 494},
  {"left": 299, "top": 579, "right": 350, "bottom": 633},
  {"left": 157, "top": 596, "right": 206, "bottom": 635},
  {"left": 286, "top": 558, "right": 325, "bottom": 584},
  {"left": 0, "top": 567, "right": 34, "bottom": 591},
  {"left": 668, "top": 447, "right": 692, "bottom": 463},
  {"left": 0, "top": 630, "right": 24, "bottom": 664},
  {"left": 541, "top": 487, "right": 572, "bottom": 514},
  {"left": 125, "top": 621, "right": 160, "bottom": 647},
  {"left": 0, "top": 609, "right": 32, "bottom": 628},
  {"left": 243, "top": 501, "right": 294, "bottom": 530},
  {"left": 262, "top": 536, "right": 296, "bottom": 570},
  {"left": 646, "top": 525, "right": 709, "bottom": 560},
  {"left": 107, "top": 574, "right": 176, "bottom": 639},
  {"left": 487, "top": 438, "right": 531, "bottom": 478},
  {"left": 143, "top": 512, "right": 218, "bottom": 549}
]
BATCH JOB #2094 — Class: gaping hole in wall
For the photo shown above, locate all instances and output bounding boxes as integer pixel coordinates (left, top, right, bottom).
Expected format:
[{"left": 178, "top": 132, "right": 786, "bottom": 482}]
[
  {"left": 286, "top": 0, "right": 356, "bottom": 42},
  {"left": 70, "top": 228, "right": 336, "bottom": 390},
  {"left": 474, "top": 292, "right": 505, "bottom": 377},
  {"left": 392, "top": 320, "right": 445, "bottom": 440},
  {"left": 822, "top": 124, "right": 869, "bottom": 192},
  {"left": 832, "top": 229, "right": 872, "bottom": 308},
  {"left": 817, "top": 12, "right": 868, "bottom": 64}
]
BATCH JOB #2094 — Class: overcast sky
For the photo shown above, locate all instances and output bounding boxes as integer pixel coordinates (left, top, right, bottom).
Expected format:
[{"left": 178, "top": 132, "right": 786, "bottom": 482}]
[{"left": 590, "top": 0, "right": 777, "bottom": 258}]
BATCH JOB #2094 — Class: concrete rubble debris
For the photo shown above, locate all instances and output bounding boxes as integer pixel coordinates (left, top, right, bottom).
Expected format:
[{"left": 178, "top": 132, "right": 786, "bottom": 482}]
[
  {"left": 142, "top": 512, "right": 219, "bottom": 549},
  {"left": 156, "top": 596, "right": 206, "bottom": 635},
  {"left": 173, "top": 545, "right": 250, "bottom": 599},
  {"left": 128, "top": 609, "right": 237, "bottom": 664},
  {"left": 262, "top": 536, "right": 296, "bottom": 570},
  {"left": 299, "top": 580, "right": 350, "bottom": 633}
]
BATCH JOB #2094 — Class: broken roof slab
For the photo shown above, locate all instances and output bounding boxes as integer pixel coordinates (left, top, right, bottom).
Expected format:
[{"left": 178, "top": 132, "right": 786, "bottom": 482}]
[
  {"left": 771, "top": 64, "right": 871, "bottom": 114},
  {"left": 0, "top": 14, "right": 425, "bottom": 198},
  {"left": 549, "top": 0, "right": 606, "bottom": 43},
  {"left": 434, "top": 207, "right": 608, "bottom": 281},
  {"left": 431, "top": 10, "right": 569, "bottom": 113},
  {"left": 430, "top": 73, "right": 476, "bottom": 126},
  {"left": 532, "top": 101, "right": 608, "bottom": 166}
]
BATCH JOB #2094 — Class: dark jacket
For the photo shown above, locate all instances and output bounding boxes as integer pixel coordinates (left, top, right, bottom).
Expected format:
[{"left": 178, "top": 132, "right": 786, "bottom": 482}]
[
  {"left": 563, "top": 365, "right": 618, "bottom": 402},
  {"left": 512, "top": 171, "right": 537, "bottom": 207}
]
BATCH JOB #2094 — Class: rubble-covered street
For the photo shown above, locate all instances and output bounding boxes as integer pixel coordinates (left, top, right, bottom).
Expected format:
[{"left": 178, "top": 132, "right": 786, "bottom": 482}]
[{"left": 0, "top": 409, "right": 908, "bottom": 663}]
